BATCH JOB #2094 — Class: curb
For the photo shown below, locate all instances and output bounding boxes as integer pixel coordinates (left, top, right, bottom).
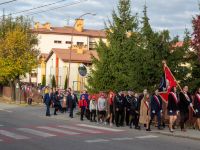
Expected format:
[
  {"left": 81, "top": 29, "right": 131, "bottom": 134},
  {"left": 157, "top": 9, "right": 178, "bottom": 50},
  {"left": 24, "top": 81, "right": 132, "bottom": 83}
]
[{"left": 151, "top": 131, "right": 200, "bottom": 141}]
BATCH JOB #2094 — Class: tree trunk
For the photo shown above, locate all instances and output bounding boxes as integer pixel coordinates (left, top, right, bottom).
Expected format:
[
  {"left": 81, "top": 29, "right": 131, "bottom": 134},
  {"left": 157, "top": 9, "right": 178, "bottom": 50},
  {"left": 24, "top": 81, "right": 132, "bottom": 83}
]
[{"left": 9, "top": 80, "right": 15, "bottom": 101}]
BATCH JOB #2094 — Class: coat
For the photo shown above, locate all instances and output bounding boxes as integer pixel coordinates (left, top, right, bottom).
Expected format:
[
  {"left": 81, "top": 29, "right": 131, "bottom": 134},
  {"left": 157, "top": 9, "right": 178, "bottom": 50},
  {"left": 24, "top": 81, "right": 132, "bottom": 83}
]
[
  {"left": 44, "top": 93, "right": 51, "bottom": 106},
  {"left": 179, "top": 92, "right": 192, "bottom": 113},
  {"left": 194, "top": 93, "right": 200, "bottom": 118},
  {"left": 167, "top": 92, "right": 179, "bottom": 112},
  {"left": 150, "top": 95, "right": 162, "bottom": 113},
  {"left": 139, "top": 98, "right": 150, "bottom": 124}
]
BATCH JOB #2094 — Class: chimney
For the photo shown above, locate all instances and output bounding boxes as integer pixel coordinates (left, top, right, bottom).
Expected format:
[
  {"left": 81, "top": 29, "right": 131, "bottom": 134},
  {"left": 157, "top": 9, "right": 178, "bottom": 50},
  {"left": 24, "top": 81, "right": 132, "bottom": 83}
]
[
  {"left": 43, "top": 22, "right": 51, "bottom": 30},
  {"left": 74, "top": 19, "right": 84, "bottom": 32},
  {"left": 34, "top": 22, "right": 40, "bottom": 29}
]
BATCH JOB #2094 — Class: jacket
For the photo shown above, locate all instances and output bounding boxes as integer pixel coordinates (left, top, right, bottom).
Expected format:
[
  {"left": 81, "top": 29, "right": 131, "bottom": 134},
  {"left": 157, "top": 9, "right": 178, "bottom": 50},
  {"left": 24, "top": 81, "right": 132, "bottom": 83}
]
[
  {"left": 167, "top": 92, "right": 179, "bottom": 112},
  {"left": 98, "top": 97, "right": 107, "bottom": 111},
  {"left": 150, "top": 95, "right": 162, "bottom": 113},
  {"left": 179, "top": 91, "right": 192, "bottom": 113},
  {"left": 90, "top": 99, "right": 97, "bottom": 111},
  {"left": 114, "top": 94, "right": 125, "bottom": 110},
  {"left": 78, "top": 99, "right": 87, "bottom": 108},
  {"left": 139, "top": 98, "right": 150, "bottom": 124}
]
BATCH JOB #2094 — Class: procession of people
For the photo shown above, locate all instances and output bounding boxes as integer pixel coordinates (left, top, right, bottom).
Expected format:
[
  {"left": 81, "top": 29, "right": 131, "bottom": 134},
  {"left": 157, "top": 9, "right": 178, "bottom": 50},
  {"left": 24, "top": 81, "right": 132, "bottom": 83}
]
[{"left": 43, "top": 85, "right": 200, "bottom": 133}]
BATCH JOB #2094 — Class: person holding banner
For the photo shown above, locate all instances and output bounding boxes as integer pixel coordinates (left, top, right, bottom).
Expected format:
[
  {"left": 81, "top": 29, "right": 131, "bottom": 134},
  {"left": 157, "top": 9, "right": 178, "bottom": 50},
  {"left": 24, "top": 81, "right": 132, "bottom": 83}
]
[
  {"left": 139, "top": 93, "right": 151, "bottom": 131},
  {"left": 194, "top": 87, "right": 200, "bottom": 130},
  {"left": 150, "top": 89, "right": 163, "bottom": 130},
  {"left": 167, "top": 86, "right": 179, "bottom": 133},
  {"left": 179, "top": 86, "right": 193, "bottom": 132}
]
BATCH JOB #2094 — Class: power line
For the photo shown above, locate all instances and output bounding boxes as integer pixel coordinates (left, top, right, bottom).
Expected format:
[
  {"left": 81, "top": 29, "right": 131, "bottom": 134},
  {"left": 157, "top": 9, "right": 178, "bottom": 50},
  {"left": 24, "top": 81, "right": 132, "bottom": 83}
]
[
  {"left": 1, "top": 0, "right": 67, "bottom": 17},
  {"left": 26, "top": 0, "right": 88, "bottom": 17},
  {"left": 0, "top": 0, "right": 16, "bottom": 6}
]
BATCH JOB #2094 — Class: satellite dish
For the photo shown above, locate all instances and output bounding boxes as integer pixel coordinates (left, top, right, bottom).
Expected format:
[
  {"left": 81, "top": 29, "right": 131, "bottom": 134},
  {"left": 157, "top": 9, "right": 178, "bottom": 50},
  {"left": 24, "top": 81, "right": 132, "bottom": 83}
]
[{"left": 78, "top": 64, "right": 87, "bottom": 77}]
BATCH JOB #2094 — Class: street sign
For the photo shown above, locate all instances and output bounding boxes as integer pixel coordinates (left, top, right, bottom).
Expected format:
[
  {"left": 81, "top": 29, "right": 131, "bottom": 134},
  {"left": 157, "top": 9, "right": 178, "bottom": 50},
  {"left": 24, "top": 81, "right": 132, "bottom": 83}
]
[{"left": 78, "top": 64, "right": 87, "bottom": 77}]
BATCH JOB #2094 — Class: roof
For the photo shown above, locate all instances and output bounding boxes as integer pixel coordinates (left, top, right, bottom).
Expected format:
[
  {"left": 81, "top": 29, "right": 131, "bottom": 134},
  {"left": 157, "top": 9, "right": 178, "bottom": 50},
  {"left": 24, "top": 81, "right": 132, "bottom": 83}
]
[
  {"left": 39, "top": 53, "right": 49, "bottom": 59},
  {"left": 46, "top": 48, "right": 98, "bottom": 63},
  {"left": 32, "top": 26, "right": 106, "bottom": 38},
  {"left": 173, "top": 41, "right": 184, "bottom": 47}
]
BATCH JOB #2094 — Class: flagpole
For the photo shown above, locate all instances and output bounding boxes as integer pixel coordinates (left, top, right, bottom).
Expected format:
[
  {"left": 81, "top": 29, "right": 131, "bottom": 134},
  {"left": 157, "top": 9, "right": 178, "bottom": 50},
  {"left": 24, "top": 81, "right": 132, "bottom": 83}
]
[{"left": 162, "top": 60, "right": 183, "bottom": 92}]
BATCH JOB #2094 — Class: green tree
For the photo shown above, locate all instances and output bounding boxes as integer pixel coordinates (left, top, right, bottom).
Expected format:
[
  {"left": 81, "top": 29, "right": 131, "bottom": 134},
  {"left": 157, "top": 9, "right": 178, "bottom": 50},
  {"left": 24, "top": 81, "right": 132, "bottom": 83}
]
[
  {"left": 0, "top": 16, "right": 39, "bottom": 100},
  {"left": 42, "top": 75, "right": 46, "bottom": 87},
  {"left": 88, "top": 0, "right": 139, "bottom": 92},
  {"left": 131, "top": 5, "right": 192, "bottom": 92},
  {"left": 64, "top": 75, "right": 68, "bottom": 90},
  {"left": 51, "top": 75, "right": 56, "bottom": 88}
]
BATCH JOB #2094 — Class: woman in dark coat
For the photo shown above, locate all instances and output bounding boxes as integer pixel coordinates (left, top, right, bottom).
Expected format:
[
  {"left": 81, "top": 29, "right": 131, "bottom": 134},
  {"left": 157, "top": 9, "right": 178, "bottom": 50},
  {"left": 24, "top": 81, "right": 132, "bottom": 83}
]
[
  {"left": 194, "top": 87, "right": 200, "bottom": 130},
  {"left": 167, "top": 86, "right": 179, "bottom": 133}
]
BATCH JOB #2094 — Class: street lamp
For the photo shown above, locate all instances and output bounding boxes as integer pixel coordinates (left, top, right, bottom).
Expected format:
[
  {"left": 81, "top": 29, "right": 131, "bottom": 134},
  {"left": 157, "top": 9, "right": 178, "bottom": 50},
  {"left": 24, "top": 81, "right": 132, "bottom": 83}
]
[{"left": 67, "top": 13, "right": 96, "bottom": 89}]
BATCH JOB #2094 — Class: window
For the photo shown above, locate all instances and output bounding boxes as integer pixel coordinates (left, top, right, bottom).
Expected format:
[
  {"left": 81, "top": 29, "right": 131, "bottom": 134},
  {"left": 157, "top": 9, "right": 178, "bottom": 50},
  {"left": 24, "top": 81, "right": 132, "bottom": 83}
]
[
  {"left": 66, "top": 41, "right": 72, "bottom": 44},
  {"left": 54, "top": 40, "right": 62, "bottom": 44},
  {"left": 89, "top": 42, "right": 96, "bottom": 50},
  {"left": 77, "top": 42, "right": 84, "bottom": 46}
]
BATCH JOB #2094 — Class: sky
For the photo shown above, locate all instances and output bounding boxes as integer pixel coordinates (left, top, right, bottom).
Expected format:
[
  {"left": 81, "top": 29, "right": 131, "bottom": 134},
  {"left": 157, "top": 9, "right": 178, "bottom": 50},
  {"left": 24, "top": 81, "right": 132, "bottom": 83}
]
[{"left": 1, "top": 0, "right": 200, "bottom": 39}]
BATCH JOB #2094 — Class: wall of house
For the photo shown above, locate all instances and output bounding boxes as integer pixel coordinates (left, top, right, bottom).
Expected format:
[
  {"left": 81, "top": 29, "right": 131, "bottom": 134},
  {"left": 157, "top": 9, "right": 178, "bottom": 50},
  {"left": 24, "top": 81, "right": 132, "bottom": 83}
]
[
  {"left": 46, "top": 53, "right": 56, "bottom": 86},
  {"left": 37, "top": 34, "right": 89, "bottom": 54}
]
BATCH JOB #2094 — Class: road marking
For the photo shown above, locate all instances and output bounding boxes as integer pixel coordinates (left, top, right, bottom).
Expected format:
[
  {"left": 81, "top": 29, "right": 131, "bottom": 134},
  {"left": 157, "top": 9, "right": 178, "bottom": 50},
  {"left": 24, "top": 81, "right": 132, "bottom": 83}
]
[
  {"left": 0, "top": 109, "right": 12, "bottom": 113},
  {"left": 0, "top": 130, "right": 29, "bottom": 140},
  {"left": 58, "top": 125, "right": 102, "bottom": 134},
  {"left": 0, "top": 139, "right": 2, "bottom": 142},
  {"left": 77, "top": 124, "right": 124, "bottom": 132},
  {"left": 85, "top": 139, "right": 110, "bottom": 143},
  {"left": 111, "top": 137, "right": 133, "bottom": 141},
  {"left": 37, "top": 126, "right": 80, "bottom": 135},
  {"left": 0, "top": 125, "right": 4, "bottom": 127},
  {"left": 135, "top": 135, "right": 159, "bottom": 139},
  {"left": 17, "top": 128, "right": 56, "bottom": 138}
]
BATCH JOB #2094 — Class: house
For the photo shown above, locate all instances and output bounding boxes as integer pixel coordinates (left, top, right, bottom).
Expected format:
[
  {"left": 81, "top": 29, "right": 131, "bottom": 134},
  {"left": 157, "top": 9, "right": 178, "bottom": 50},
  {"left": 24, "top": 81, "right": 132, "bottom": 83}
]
[{"left": 23, "top": 18, "right": 106, "bottom": 90}]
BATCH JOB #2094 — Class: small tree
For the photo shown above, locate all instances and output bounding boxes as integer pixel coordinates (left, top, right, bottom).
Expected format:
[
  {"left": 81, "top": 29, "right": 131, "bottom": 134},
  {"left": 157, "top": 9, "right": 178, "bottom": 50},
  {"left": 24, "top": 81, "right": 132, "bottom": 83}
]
[
  {"left": 64, "top": 75, "right": 68, "bottom": 90},
  {"left": 51, "top": 75, "right": 56, "bottom": 88},
  {"left": 42, "top": 75, "right": 46, "bottom": 87}
]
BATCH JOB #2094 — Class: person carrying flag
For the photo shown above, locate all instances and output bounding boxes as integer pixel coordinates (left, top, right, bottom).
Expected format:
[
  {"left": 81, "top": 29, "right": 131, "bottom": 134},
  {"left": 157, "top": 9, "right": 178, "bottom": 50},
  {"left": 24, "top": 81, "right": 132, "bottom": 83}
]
[{"left": 150, "top": 89, "right": 163, "bottom": 130}]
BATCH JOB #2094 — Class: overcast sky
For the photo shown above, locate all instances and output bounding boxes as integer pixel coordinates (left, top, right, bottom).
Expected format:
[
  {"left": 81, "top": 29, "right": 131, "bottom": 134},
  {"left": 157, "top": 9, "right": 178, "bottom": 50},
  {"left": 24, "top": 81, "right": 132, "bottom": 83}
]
[{"left": 1, "top": 0, "right": 199, "bottom": 39}]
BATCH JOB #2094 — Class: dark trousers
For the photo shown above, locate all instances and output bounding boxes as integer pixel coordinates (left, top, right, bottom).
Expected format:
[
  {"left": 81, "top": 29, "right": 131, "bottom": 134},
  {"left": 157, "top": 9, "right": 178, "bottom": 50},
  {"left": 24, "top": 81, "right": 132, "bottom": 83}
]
[
  {"left": 180, "top": 112, "right": 189, "bottom": 130},
  {"left": 86, "top": 108, "right": 90, "bottom": 120},
  {"left": 115, "top": 109, "right": 124, "bottom": 126},
  {"left": 80, "top": 107, "right": 86, "bottom": 120},
  {"left": 126, "top": 109, "right": 131, "bottom": 126},
  {"left": 46, "top": 104, "right": 50, "bottom": 116},
  {"left": 150, "top": 111, "right": 161, "bottom": 128},
  {"left": 130, "top": 112, "right": 139, "bottom": 127},
  {"left": 69, "top": 107, "right": 74, "bottom": 118},
  {"left": 90, "top": 110, "right": 96, "bottom": 121},
  {"left": 54, "top": 104, "right": 63, "bottom": 115}
]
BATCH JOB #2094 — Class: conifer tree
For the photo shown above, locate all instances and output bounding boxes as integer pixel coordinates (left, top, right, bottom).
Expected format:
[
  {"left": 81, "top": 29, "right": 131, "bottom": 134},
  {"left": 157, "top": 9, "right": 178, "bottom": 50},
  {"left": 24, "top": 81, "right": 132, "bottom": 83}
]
[
  {"left": 51, "top": 75, "right": 56, "bottom": 88},
  {"left": 88, "top": 0, "right": 139, "bottom": 92}
]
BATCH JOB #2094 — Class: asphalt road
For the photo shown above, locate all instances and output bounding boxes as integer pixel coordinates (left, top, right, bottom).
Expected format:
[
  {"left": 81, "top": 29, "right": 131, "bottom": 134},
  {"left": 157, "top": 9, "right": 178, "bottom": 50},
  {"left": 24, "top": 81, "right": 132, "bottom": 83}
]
[{"left": 0, "top": 103, "right": 199, "bottom": 150}]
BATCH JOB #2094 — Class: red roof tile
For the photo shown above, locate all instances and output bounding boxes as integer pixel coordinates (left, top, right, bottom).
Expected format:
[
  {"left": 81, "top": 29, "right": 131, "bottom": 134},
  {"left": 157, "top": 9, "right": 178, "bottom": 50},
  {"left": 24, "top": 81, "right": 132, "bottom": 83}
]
[
  {"left": 32, "top": 26, "right": 106, "bottom": 38},
  {"left": 46, "top": 48, "right": 98, "bottom": 63}
]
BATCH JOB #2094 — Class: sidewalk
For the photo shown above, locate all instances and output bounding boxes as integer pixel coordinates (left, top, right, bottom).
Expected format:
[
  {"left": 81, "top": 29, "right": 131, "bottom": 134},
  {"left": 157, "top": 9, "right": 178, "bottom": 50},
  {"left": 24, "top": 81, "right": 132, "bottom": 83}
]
[{"left": 151, "top": 128, "right": 200, "bottom": 140}]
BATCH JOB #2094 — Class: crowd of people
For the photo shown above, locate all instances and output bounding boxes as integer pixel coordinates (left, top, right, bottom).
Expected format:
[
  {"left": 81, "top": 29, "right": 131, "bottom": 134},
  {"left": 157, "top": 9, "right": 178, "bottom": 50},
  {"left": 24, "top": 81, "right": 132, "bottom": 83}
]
[{"left": 43, "top": 86, "right": 200, "bottom": 133}]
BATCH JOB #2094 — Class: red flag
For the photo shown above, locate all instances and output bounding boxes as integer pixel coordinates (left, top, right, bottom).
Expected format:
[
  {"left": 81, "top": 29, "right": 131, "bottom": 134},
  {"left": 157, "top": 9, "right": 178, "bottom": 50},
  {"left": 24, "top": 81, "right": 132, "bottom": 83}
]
[{"left": 159, "top": 64, "right": 177, "bottom": 102}]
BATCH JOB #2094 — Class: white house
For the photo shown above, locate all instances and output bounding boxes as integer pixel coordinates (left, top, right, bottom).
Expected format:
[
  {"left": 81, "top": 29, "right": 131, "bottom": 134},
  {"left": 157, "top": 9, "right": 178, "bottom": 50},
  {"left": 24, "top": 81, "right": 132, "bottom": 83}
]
[{"left": 26, "top": 19, "right": 106, "bottom": 90}]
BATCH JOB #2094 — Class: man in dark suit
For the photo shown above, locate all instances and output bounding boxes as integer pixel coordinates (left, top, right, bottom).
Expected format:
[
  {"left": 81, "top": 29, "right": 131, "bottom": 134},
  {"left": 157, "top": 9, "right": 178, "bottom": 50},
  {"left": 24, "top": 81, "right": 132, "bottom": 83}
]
[
  {"left": 179, "top": 86, "right": 193, "bottom": 131},
  {"left": 44, "top": 87, "right": 51, "bottom": 116},
  {"left": 150, "top": 89, "right": 163, "bottom": 130},
  {"left": 114, "top": 91, "right": 125, "bottom": 127}
]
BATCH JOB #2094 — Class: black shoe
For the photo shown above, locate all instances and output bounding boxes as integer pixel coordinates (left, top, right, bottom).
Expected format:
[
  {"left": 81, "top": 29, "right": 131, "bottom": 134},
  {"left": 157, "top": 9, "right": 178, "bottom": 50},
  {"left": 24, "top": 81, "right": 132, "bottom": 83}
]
[
  {"left": 158, "top": 127, "right": 163, "bottom": 130},
  {"left": 146, "top": 129, "right": 151, "bottom": 131},
  {"left": 54, "top": 113, "right": 57, "bottom": 115},
  {"left": 130, "top": 126, "right": 133, "bottom": 129},
  {"left": 135, "top": 126, "right": 141, "bottom": 130}
]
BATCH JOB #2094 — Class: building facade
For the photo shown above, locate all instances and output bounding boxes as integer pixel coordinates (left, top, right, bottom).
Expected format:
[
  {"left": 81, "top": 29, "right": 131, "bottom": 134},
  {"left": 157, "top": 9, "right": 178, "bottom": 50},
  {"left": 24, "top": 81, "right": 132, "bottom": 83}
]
[{"left": 29, "top": 19, "right": 106, "bottom": 91}]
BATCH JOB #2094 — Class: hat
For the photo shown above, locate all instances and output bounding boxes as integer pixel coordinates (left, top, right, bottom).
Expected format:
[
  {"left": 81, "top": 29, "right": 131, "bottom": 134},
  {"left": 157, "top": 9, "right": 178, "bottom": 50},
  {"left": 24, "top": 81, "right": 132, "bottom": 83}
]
[{"left": 92, "top": 95, "right": 96, "bottom": 99}]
